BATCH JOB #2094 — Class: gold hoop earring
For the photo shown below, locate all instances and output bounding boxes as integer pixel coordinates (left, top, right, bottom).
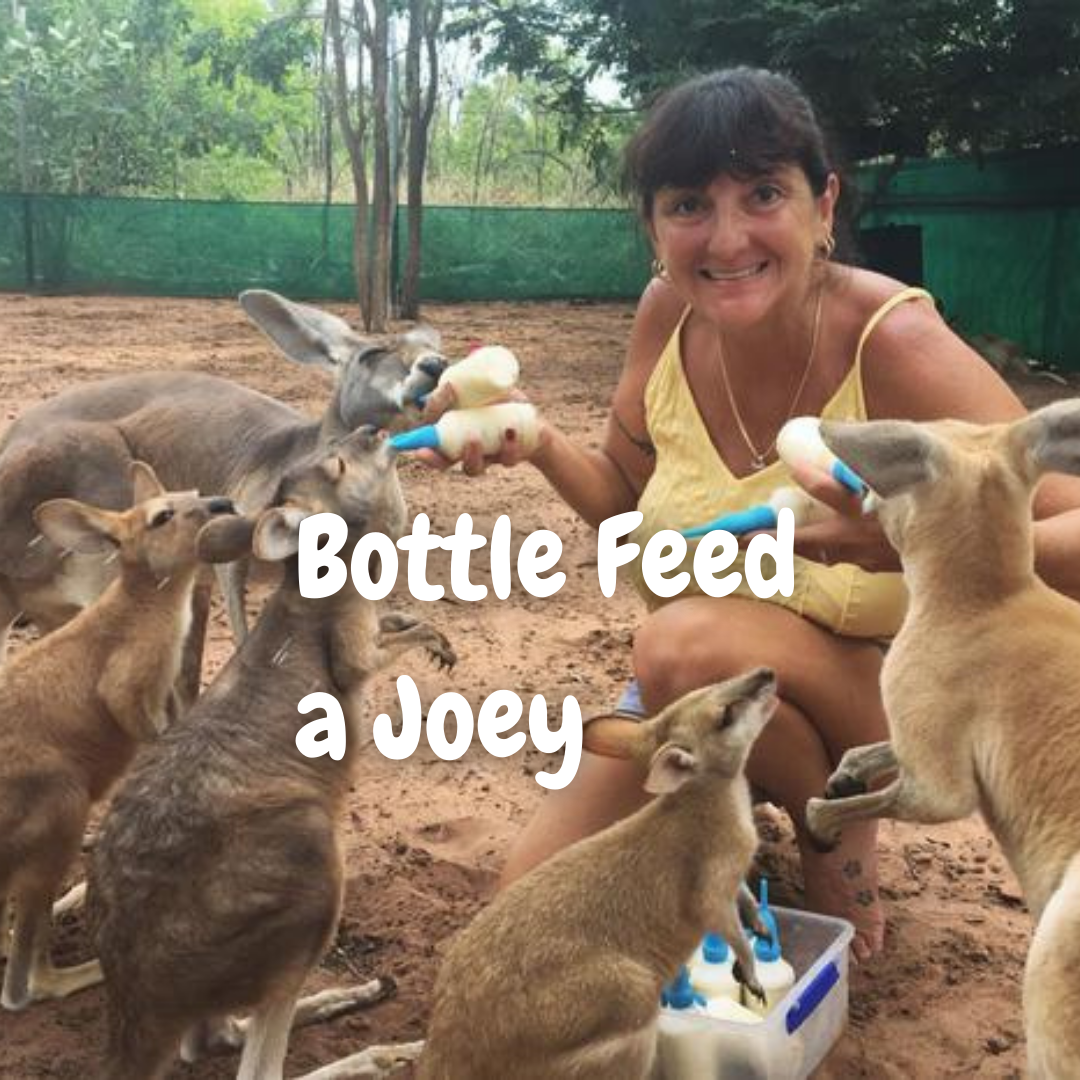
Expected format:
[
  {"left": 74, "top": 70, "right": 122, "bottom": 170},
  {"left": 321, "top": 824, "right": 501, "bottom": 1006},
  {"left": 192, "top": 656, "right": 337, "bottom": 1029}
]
[
  {"left": 651, "top": 258, "right": 670, "bottom": 281},
  {"left": 818, "top": 233, "right": 836, "bottom": 260}
]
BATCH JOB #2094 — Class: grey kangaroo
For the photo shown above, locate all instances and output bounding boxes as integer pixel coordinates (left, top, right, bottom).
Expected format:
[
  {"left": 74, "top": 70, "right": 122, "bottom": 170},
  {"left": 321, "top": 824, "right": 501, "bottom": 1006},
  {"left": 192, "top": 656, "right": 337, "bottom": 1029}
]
[
  {"left": 90, "top": 427, "right": 455, "bottom": 1080},
  {"left": 0, "top": 463, "right": 236, "bottom": 1010},
  {"left": 0, "top": 290, "right": 446, "bottom": 682},
  {"left": 804, "top": 401, "right": 1080, "bottom": 1079}
]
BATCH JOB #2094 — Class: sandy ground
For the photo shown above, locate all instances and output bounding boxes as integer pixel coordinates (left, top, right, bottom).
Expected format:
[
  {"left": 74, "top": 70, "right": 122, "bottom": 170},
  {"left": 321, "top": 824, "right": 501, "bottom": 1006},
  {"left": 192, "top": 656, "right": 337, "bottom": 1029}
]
[{"left": 0, "top": 292, "right": 1075, "bottom": 1078}]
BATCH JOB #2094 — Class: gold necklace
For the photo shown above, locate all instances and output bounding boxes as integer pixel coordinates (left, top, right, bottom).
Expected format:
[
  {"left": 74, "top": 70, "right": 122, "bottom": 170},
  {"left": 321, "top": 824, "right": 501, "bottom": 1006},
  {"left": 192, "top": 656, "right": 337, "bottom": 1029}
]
[{"left": 716, "top": 285, "right": 824, "bottom": 471}]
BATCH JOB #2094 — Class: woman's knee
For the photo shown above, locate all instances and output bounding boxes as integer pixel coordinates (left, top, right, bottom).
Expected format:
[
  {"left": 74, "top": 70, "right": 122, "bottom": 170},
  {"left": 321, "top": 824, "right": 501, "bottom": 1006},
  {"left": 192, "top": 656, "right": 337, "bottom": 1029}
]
[
  {"left": 500, "top": 753, "right": 648, "bottom": 886},
  {"left": 632, "top": 598, "right": 885, "bottom": 744},
  {"left": 633, "top": 597, "right": 787, "bottom": 711}
]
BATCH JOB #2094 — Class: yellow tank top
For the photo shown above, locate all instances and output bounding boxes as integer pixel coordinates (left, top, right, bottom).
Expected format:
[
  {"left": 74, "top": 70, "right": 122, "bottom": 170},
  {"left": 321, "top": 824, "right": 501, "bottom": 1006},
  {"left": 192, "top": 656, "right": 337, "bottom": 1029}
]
[{"left": 629, "top": 287, "right": 931, "bottom": 638}]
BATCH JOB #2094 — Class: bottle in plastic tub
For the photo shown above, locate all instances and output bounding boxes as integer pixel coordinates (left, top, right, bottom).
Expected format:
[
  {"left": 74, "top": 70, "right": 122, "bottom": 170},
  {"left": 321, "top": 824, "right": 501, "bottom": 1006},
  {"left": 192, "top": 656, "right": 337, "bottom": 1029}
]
[
  {"left": 388, "top": 402, "right": 539, "bottom": 461},
  {"left": 659, "top": 963, "right": 768, "bottom": 1080},
  {"left": 703, "top": 995, "right": 765, "bottom": 1024},
  {"left": 689, "top": 932, "right": 741, "bottom": 1003},
  {"left": 435, "top": 345, "right": 520, "bottom": 408},
  {"left": 661, "top": 965, "right": 706, "bottom": 1013},
  {"left": 776, "top": 416, "right": 865, "bottom": 495},
  {"left": 743, "top": 880, "right": 795, "bottom": 1015}
]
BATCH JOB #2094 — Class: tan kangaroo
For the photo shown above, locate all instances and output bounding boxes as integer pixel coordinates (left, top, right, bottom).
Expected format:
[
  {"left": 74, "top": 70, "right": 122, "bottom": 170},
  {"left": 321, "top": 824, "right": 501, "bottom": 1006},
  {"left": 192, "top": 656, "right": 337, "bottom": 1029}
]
[
  {"left": 307, "top": 668, "right": 777, "bottom": 1080},
  {"left": 0, "top": 463, "right": 236, "bottom": 1010},
  {"left": 804, "top": 400, "right": 1080, "bottom": 1079},
  {"left": 90, "top": 427, "right": 455, "bottom": 1080}
]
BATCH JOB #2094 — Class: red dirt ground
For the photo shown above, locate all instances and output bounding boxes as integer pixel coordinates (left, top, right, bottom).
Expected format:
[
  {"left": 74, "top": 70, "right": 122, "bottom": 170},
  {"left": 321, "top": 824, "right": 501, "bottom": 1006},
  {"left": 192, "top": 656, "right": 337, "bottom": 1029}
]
[{"left": 1, "top": 292, "right": 1073, "bottom": 1078}]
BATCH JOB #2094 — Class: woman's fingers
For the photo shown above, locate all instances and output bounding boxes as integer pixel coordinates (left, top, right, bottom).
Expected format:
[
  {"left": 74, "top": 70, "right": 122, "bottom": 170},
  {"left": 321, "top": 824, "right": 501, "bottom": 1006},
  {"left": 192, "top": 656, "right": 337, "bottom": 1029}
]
[
  {"left": 421, "top": 382, "right": 458, "bottom": 420},
  {"left": 788, "top": 461, "right": 864, "bottom": 516},
  {"left": 792, "top": 518, "right": 900, "bottom": 573},
  {"left": 459, "top": 436, "right": 488, "bottom": 477},
  {"left": 411, "top": 448, "right": 454, "bottom": 471}
]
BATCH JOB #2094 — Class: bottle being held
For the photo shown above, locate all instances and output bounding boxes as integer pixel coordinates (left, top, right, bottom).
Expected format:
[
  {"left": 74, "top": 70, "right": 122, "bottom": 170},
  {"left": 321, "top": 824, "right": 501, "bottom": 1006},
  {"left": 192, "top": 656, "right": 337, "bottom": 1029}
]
[
  {"left": 679, "top": 412, "right": 870, "bottom": 540},
  {"left": 776, "top": 416, "right": 866, "bottom": 497},
  {"left": 742, "top": 880, "right": 795, "bottom": 1015},
  {"left": 689, "top": 932, "right": 741, "bottom": 1004},
  {"left": 681, "top": 485, "right": 831, "bottom": 540},
  {"left": 388, "top": 402, "right": 540, "bottom": 462},
  {"left": 432, "top": 345, "right": 520, "bottom": 409}
]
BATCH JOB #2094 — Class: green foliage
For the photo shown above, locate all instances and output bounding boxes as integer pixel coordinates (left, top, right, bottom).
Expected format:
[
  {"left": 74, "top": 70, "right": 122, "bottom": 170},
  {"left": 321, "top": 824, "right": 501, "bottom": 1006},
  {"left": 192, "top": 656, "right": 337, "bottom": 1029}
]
[
  {"left": 452, "top": 0, "right": 1080, "bottom": 161},
  {"left": 0, "top": 0, "right": 322, "bottom": 198},
  {"left": 426, "top": 74, "right": 630, "bottom": 205}
]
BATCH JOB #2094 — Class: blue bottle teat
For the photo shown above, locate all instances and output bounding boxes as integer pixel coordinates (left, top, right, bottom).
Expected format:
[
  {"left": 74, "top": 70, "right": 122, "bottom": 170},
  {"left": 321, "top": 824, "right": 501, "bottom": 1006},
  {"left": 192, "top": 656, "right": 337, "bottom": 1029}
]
[
  {"left": 388, "top": 424, "right": 440, "bottom": 452},
  {"left": 662, "top": 965, "right": 705, "bottom": 1010},
  {"left": 752, "top": 878, "right": 782, "bottom": 962},
  {"left": 682, "top": 504, "right": 779, "bottom": 540},
  {"left": 831, "top": 458, "right": 865, "bottom": 495},
  {"left": 701, "top": 932, "right": 730, "bottom": 964}
]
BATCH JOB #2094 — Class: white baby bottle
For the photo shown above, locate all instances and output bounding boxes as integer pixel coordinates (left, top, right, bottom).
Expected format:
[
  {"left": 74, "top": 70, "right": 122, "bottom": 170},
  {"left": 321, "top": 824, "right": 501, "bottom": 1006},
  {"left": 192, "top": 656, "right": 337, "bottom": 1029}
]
[
  {"left": 776, "top": 416, "right": 865, "bottom": 495},
  {"left": 743, "top": 879, "right": 795, "bottom": 1015},
  {"left": 388, "top": 402, "right": 540, "bottom": 461},
  {"left": 434, "top": 345, "right": 520, "bottom": 408},
  {"left": 704, "top": 995, "right": 765, "bottom": 1024},
  {"left": 689, "top": 932, "right": 741, "bottom": 1004}
]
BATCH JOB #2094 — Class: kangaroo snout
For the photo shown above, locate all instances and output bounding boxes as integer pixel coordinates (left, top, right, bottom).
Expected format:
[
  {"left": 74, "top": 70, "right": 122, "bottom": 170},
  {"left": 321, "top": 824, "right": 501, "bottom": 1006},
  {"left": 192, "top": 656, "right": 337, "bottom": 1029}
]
[
  {"left": 735, "top": 665, "right": 777, "bottom": 700},
  {"left": 205, "top": 496, "right": 236, "bottom": 516},
  {"left": 416, "top": 353, "right": 448, "bottom": 381}
]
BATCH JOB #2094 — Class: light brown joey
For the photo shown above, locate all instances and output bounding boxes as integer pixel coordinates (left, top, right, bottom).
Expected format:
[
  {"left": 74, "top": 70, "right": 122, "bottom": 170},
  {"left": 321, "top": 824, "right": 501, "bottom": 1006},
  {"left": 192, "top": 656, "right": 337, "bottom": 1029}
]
[
  {"left": 297, "top": 668, "right": 775, "bottom": 1080},
  {"left": 0, "top": 463, "right": 237, "bottom": 1011},
  {"left": 0, "top": 290, "right": 447, "bottom": 699},
  {"left": 803, "top": 400, "right": 1080, "bottom": 1079},
  {"left": 89, "top": 427, "right": 455, "bottom": 1080}
]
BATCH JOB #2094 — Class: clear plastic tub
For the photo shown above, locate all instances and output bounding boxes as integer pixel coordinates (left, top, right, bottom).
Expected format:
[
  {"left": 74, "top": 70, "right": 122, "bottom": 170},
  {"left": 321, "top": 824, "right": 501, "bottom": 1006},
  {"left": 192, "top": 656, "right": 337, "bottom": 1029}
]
[{"left": 657, "top": 906, "right": 854, "bottom": 1080}]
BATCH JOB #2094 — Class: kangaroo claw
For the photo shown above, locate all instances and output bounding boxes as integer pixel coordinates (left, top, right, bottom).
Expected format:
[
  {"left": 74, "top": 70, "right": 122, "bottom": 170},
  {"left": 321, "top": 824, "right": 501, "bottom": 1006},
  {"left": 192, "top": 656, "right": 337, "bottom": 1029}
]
[
  {"left": 825, "top": 772, "right": 867, "bottom": 799},
  {"left": 732, "top": 961, "right": 766, "bottom": 1005}
]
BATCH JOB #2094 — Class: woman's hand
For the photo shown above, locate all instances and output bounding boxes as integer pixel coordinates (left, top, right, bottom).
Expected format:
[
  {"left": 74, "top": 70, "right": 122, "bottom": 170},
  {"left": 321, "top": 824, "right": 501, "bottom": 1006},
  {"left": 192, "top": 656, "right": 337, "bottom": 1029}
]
[
  {"left": 411, "top": 424, "right": 539, "bottom": 477},
  {"left": 412, "top": 386, "right": 541, "bottom": 477},
  {"left": 787, "top": 461, "right": 901, "bottom": 572}
]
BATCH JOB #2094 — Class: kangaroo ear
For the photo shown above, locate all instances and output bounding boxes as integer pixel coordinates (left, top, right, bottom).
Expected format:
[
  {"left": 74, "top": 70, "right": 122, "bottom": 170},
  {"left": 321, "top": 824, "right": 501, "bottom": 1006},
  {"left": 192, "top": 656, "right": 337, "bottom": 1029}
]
[
  {"left": 1009, "top": 400, "right": 1080, "bottom": 478},
  {"left": 34, "top": 499, "right": 121, "bottom": 554},
  {"left": 821, "top": 420, "right": 941, "bottom": 498},
  {"left": 130, "top": 461, "right": 166, "bottom": 503},
  {"left": 240, "top": 289, "right": 366, "bottom": 371},
  {"left": 403, "top": 325, "right": 441, "bottom": 351},
  {"left": 644, "top": 744, "right": 698, "bottom": 795},
  {"left": 196, "top": 514, "right": 256, "bottom": 564},
  {"left": 582, "top": 715, "right": 646, "bottom": 759},
  {"left": 253, "top": 506, "right": 308, "bottom": 562}
]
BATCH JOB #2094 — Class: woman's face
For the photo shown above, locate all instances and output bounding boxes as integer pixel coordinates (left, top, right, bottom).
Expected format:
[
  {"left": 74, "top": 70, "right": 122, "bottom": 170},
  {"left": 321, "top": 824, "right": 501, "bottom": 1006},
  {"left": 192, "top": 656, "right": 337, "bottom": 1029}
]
[{"left": 649, "top": 164, "right": 837, "bottom": 330}]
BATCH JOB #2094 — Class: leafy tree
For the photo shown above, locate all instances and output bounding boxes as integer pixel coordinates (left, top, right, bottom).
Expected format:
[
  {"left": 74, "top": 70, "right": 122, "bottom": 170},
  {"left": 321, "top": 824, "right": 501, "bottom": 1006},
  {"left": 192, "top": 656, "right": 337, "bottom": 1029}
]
[
  {"left": 0, "top": 1, "right": 166, "bottom": 193},
  {"left": 0, "top": 0, "right": 324, "bottom": 198},
  {"left": 452, "top": 0, "right": 1080, "bottom": 161}
]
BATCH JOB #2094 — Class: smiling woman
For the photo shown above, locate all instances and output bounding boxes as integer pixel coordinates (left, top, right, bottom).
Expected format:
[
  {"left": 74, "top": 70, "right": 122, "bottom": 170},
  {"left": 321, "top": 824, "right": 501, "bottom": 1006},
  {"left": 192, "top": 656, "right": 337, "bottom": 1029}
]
[{"left": 409, "top": 66, "right": 1080, "bottom": 963}]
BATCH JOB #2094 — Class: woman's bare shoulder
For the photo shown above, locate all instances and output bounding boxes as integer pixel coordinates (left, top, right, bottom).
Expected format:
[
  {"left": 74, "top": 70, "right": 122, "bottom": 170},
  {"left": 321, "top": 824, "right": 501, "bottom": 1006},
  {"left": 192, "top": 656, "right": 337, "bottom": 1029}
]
[
  {"left": 841, "top": 268, "right": 1023, "bottom": 422},
  {"left": 625, "top": 277, "right": 686, "bottom": 376}
]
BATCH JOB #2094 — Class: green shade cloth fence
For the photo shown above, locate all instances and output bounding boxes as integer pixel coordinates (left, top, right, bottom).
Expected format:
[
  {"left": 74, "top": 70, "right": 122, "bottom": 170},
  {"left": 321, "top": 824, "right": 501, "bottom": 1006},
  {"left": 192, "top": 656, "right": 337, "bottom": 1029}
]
[{"left": 2, "top": 147, "right": 1078, "bottom": 367}]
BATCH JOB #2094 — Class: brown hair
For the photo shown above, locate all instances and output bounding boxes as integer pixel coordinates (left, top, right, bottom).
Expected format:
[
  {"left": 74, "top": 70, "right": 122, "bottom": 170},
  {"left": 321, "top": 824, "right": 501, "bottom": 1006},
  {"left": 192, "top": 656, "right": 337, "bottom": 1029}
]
[{"left": 622, "top": 67, "right": 837, "bottom": 221}]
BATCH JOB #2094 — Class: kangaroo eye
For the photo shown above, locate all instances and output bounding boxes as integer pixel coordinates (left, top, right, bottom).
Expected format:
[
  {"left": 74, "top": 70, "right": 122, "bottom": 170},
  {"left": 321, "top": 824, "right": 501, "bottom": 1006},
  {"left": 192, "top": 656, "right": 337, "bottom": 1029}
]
[
  {"left": 149, "top": 509, "right": 175, "bottom": 529},
  {"left": 717, "top": 706, "right": 735, "bottom": 730}
]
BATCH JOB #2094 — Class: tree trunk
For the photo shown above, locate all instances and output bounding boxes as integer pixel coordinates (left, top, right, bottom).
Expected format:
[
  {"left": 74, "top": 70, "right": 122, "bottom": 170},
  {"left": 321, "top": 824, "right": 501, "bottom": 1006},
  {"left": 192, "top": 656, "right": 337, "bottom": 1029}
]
[
  {"left": 368, "top": 0, "right": 392, "bottom": 332},
  {"left": 327, "top": 0, "right": 371, "bottom": 324},
  {"left": 400, "top": 0, "right": 442, "bottom": 320}
]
